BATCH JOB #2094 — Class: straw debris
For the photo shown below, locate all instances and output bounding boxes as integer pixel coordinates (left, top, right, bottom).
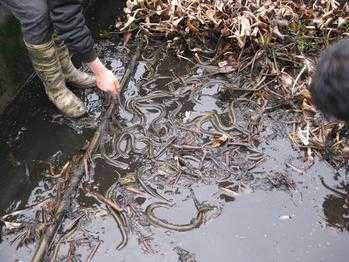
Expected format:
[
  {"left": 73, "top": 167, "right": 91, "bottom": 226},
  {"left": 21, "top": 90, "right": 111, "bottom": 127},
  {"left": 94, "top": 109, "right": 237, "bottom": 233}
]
[{"left": 117, "top": 0, "right": 349, "bottom": 167}]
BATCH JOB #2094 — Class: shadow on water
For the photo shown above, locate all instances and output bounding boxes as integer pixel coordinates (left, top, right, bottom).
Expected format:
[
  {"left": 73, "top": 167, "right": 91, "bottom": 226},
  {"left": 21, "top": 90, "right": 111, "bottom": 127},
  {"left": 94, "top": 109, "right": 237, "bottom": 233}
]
[
  {"left": 0, "top": 78, "right": 93, "bottom": 215},
  {"left": 321, "top": 175, "right": 349, "bottom": 232}
]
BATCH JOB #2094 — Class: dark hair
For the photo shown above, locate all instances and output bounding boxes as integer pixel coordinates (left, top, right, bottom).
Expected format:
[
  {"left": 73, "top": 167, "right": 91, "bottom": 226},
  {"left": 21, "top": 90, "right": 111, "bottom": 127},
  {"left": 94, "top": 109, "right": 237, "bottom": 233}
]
[{"left": 309, "top": 38, "right": 349, "bottom": 121}]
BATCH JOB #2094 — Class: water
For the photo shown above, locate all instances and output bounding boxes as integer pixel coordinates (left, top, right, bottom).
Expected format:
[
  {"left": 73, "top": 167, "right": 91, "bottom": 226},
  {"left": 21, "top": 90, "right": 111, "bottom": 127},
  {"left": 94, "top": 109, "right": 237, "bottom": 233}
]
[{"left": 0, "top": 39, "right": 348, "bottom": 262}]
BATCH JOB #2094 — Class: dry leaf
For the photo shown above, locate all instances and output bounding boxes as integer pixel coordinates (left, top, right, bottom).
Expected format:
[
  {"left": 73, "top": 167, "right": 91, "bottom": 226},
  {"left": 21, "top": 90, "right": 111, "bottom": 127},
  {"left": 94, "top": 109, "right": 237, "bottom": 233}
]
[
  {"left": 297, "top": 122, "right": 310, "bottom": 146},
  {"left": 337, "top": 17, "right": 348, "bottom": 27},
  {"left": 212, "top": 134, "right": 229, "bottom": 148},
  {"left": 240, "top": 16, "right": 252, "bottom": 37},
  {"left": 206, "top": 9, "right": 219, "bottom": 25},
  {"left": 2, "top": 220, "right": 22, "bottom": 230},
  {"left": 120, "top": 14, "right": 136, "bottom": 31},
  {"left": 218, "top": 61, "right": 228, "bottom": 67},
  {"left": 298, "top": 88, "right": 312, "bottom": 101},
  {"left": 273, "top": 26, "right": 284, "bottom": 39},
  {"left": 172, "top": 17, "right": 183, "bottom": 26},
  {"left": 280, "top": 72, "right": 293, "bottom": 88},
  {"left": 302, "top": 99, "right": 316, "bottom": 113}
]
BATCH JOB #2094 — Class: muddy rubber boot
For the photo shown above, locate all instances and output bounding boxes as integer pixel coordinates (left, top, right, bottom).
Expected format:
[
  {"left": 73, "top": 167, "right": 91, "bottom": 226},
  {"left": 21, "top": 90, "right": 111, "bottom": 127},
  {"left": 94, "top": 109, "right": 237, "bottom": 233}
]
[
  {"left": 54, "top": 38, "right": 96, "bottom": 88},
  {"left": 25, "top": 40, "right": 87, "bottom": 118}
]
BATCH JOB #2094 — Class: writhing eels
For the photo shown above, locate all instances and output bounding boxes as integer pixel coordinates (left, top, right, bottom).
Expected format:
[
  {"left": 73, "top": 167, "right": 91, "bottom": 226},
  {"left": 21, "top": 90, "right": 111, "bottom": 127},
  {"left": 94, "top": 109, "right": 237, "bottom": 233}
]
[
  {"left": 105, "top": 184, "right": 129, "bottom": 250},
  {"left": 108, "top": 206, "right": 128, "bottom": 250},
  {"left": 145, "top": 202, "right": 210, "bottom": 232},
  {"left": 136, "top": 166, "right": 169, "bottom": 202}
]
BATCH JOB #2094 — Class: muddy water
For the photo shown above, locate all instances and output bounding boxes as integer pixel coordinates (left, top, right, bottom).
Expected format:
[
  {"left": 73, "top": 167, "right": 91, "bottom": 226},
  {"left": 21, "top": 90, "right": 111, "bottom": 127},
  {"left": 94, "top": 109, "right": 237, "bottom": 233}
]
[{"left": 0, "top": 39, "right": 349, "bottom": 262}]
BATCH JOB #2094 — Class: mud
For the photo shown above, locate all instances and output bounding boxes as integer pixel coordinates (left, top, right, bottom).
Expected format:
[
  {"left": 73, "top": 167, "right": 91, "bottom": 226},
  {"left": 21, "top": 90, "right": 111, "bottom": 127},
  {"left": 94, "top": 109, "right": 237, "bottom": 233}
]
[{"left": 0, "top": 38, "right": 349, "bottom": 262}]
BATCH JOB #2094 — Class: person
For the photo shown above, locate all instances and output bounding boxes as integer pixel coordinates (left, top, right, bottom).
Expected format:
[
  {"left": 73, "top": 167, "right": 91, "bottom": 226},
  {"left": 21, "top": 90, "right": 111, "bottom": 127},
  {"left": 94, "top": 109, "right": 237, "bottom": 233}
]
[
  {"left": 309, "top": 38, "right": 349, "bottom": 122},
  {"left": 0, "top": 0, "right": 120, "bottom": 118}
]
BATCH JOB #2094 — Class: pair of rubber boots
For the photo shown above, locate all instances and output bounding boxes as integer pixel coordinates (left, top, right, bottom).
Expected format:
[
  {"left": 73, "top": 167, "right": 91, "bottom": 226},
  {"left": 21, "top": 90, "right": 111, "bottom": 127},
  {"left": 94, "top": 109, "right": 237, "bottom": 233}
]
[{"left": 25, "top": 38, "right": 95, "bottom": 118}]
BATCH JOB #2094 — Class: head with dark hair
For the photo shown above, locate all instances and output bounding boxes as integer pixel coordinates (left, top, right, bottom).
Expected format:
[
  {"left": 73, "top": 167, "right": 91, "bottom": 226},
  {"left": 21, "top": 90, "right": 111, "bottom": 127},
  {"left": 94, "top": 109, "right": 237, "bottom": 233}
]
[{"left": 309, "top": 38, "right": 349, "bottom": 121}]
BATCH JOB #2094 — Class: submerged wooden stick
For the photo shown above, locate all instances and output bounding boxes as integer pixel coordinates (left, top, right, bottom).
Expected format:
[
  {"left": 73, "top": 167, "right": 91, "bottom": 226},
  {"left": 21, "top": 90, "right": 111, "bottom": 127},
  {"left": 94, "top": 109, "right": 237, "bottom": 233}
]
[{"left": 31, "top": 45, "right": 142, "bottom": 262}]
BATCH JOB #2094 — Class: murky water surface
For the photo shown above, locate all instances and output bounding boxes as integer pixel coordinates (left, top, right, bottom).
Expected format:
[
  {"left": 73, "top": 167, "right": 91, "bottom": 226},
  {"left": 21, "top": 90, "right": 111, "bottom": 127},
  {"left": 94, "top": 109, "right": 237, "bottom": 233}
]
[{"left": 0, "top": 40, "right": 349, "bottom": 262}]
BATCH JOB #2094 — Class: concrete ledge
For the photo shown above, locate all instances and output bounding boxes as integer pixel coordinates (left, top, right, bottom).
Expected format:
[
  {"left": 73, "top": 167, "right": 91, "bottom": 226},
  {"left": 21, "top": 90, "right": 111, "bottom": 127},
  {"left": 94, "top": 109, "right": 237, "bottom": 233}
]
[{"left": 0, "top": 5, "right": 32, "bottom": 113}]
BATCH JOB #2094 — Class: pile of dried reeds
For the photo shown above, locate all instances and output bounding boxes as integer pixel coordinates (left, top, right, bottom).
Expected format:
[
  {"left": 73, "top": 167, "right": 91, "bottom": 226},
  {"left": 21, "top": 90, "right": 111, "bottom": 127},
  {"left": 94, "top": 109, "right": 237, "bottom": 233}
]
[{"left": 117, "top": 0, "right": 349, "bottom": 167}]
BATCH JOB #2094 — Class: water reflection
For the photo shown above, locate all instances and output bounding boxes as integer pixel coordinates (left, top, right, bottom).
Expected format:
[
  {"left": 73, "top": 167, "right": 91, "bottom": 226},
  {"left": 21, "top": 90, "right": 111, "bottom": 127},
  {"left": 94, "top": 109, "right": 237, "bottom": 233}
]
[
  {"left": 322, "top": 176, "right": 349, "bottom": 232},
  {"left": 2, "top": 41, "right": 349, "bottom": 261}
]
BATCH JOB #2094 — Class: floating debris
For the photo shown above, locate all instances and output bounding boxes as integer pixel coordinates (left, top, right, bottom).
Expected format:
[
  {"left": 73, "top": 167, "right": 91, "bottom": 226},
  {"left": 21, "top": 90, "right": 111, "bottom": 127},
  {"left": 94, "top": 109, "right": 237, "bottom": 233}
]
[
  {"left": 174, "top": 246, "right": 197, "bottom": 262},
  {"left": 279, "top": 215, "right": 292, "bottom": 220}
]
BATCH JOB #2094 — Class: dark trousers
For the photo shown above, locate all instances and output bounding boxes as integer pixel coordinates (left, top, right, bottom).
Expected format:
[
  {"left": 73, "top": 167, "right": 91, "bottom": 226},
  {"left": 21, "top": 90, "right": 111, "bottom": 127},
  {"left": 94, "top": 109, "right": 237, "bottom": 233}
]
[
  {"left": 0, "top": 0, "right": 52, "bottom": 45},
  {"left": 0, "top": 0, "right": 95, "bottom": 62}
]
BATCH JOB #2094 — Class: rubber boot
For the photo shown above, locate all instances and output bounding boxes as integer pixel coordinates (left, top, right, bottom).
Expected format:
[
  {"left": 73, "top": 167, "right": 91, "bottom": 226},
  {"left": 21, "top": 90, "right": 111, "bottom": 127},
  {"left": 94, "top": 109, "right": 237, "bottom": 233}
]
[
  {"left": 25, "top": 40, "right": 87, "bottom": 118},
  {"left": 53, "top": 38, "right": 96, "bottom": 88}
]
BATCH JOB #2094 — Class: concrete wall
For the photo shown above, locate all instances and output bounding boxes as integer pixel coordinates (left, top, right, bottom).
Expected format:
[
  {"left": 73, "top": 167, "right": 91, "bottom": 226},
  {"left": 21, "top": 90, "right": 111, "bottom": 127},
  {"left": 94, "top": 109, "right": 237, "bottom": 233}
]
[{"left": 0, "top": 6, "right": 32, "bottom": 113}]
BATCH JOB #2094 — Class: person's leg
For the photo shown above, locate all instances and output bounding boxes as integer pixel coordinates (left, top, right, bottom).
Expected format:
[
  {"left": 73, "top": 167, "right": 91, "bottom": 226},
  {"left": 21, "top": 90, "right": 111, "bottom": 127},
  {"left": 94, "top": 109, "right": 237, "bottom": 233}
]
[
  {"left": 25, "top": 40, "right": 87, "bottom": 117},
  {"left": 0, "top": 0, "right": 52, "bottom": 44},
  {"left": 2, "top": 0, "right": 95, "bottom": 88},
  {"left": 0, "top": 0, "right": 87, "bottom": 117},
  {"left": 53, "top": 35, "right": 96, "bottom": 88}
]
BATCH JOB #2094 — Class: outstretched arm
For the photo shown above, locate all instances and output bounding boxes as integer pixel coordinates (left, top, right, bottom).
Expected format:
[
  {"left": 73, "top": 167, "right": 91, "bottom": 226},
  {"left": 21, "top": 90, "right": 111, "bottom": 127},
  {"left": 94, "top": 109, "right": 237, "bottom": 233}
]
[
  {"left": 48, "top": 0, "right": 119, "bottom": 96},
  {"left": 88, "top": 58, "right": 120, "bottom": 96}
]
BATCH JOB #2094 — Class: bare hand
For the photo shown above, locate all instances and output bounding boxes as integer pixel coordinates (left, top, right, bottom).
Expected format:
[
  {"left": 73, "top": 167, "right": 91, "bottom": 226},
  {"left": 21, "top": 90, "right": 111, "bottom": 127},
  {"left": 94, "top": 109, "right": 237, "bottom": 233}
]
[
  {"left": 87, "top": 57, "right": 120, "bottom": 97},
  {"left": 95, "top": 69, "right": 120, "bottom": 97}
]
